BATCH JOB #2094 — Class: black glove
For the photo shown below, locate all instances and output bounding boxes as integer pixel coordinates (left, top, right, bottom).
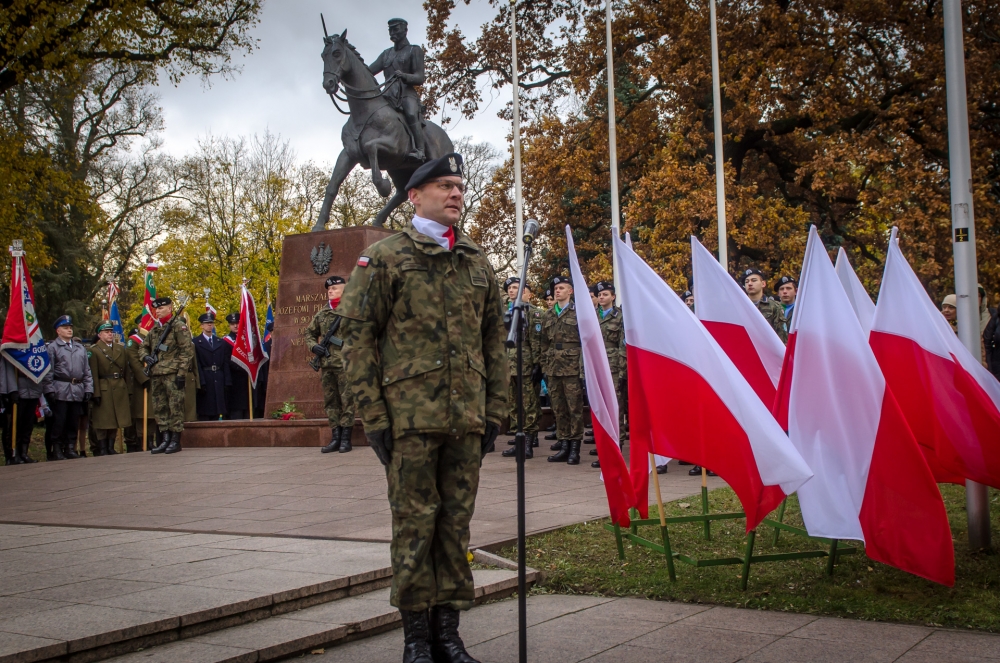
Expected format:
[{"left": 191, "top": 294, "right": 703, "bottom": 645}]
[
  {"left": 175, "top": 374, "right": 186, "bottom": 390},
  {"left": 142, "top": 355, "right": 156, "bottom": 367},
  {"left": 531, "top": 364, "right": 543, "bottom": 385},
  {"left": 83, "top": 392, "right": 92, "bottom": 403},
  {"left": 367, "top": 429, "right": 393, "bottom": 466},
  {"left": 480, "top": 421, "right": 500, "bottom": 463},
  {"left": 311, "top": 344, "right": 329, "bottom": 357}
]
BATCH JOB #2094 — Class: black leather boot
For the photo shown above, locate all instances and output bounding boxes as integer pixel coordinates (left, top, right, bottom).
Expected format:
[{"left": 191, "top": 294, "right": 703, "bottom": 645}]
[
  {"left": 548, "top": 440, "right": 570, "bottom": 462},
  {"left": 589, "top": 448, "right": 597, "bottom": 455},
  {"left": 95, "top": 437, "right": 107, "bottom": 457},
  {"left": 591, "top": 459, "right": 600, "bottom": 468},
  {"left": 544, "top": 431, "right": 557, "bottom": 440},
  {"left": 530, "top": 432, "right": 538, "bottom": 447},
  {"left": 399, "top": 610, "right": 434, "bottom": 663},
  {"left": 430, "top": 605, "right": 480, "bottom": 663},
  {"left": 150, "top": 431, "right": 171, "bottom": 454},
  {"left": 106, "top": 437, "right": 118, "bottom": 454},
  {"left": 321, "top": 427, "right": 341, "bottom": 453},
  {"left": 567, "top": 439, "right": 581, "bottom": 465},
  {"left": 338, "top": 425, "right": 352, "bottom": 453},
  {"left": 52, "top": 442, "right": 65, "bottom": 461},
  {"left": 501, "top": 434, "right": 533, "bottom": 459},
  {"left": 63, "top": 442, "right": 80, "bottom": 459},
  {"left": 549, "top": 439, "right": 563, "bottom": 451},
  {"left": 164, "top": 431, "right": 182, "bottom": 454}
]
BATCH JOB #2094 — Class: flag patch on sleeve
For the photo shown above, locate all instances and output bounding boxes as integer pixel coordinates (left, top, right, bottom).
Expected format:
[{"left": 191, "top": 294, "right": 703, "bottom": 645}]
[{"left": 357, "top": 256, "right": 371, "bottom": 267}]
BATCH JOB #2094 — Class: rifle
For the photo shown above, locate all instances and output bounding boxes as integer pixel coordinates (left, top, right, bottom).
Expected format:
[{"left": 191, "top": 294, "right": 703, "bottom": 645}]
[
  {"left": 142, "top": 302, "right": 188, "bottom": 376},
  {"left": 309, "top": 315, "right": 343, "bottom": 372}
]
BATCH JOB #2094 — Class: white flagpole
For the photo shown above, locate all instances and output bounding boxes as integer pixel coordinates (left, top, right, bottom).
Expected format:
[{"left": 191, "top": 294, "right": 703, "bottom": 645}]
[
  {"left": 942, "top": 0, "right": 989, "bottom": 550},
  {"left": 710, "top": 0, "right": 727, "bottom": 268},
  {"left": 511, "top": 0, "right": 524, "bottom": 271},
  {"left": 605, "top": 0, "right": 621, "bottom": 296}
]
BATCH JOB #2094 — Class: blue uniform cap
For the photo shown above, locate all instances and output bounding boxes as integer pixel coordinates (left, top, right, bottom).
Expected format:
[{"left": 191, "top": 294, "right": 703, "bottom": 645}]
[{"left": 53, "top": 315, "right": 72, "bottom": 330}]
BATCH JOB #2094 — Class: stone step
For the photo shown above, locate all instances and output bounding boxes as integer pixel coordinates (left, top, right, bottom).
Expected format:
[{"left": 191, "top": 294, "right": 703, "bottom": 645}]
[{"left": 102, "top": 568, "right": 535, "bottom": 663}]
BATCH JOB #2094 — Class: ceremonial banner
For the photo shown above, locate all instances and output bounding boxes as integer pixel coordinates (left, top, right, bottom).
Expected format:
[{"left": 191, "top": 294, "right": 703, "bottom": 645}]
[
  {"left": 107, "top": 282, "right": 124, "bottom": 343},
  {"left": 1, "top": 244, "right": 51, "bottom": 383},
  {"left": 870, "top": 231, "right": 1000, "bottom": 490},
  {"left": 264, "top": 301, "right": 274, "bottom": 345},
  {"left": 834, "top": 248, "right": 876, "bottom": 337},
  {"left": 231, "top": 284, "right": 269, "bottom": 387},
  {"left": 566, "top": 227, "right": 635, "bottom": 527},
  {"left": 139, "top": 261, "right": 158, "bottom": 334},
  {"left": 615, "top": 234, "right": 811, "bottom": 528},
  {"left": 691, "top": 236, "right": 785, "bottom": 405},
  {"left": 773, "top": 226, "right": 953, "bottom": 585}
]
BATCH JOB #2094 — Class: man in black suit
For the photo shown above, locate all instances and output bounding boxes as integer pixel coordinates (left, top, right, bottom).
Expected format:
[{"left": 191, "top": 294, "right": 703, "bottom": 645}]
[
  {"left": 223, "top": 312, "right": 250, "bottom": 420},
  {"left": 193, "top": 313, "right": 231, "bottom": 421}
]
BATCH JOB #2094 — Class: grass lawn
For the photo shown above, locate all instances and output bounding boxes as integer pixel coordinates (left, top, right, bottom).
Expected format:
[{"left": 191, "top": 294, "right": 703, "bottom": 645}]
[{"left": 500, "top": 483, "right": 1000, "bottom": 632}]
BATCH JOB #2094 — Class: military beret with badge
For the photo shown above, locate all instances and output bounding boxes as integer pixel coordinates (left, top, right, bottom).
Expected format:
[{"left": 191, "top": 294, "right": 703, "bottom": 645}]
[
  {"left": 776, "top": 275, "right": 796, "bottom": 288},
  {"left": 503, "top": 276, "right": 520, "bottom": 290},
  {"left": 739, "top": 267, "right": 765, "bottom": 285},
  {"left": 151, "top": 296, "right": 172, "bottom": 308},
  {"left": 405, "top": 152, "right": 464, "bottom": 191},
  {"left": 325, "top": 275, "right": 346, "bottom": 287},
  {"left": 595, "top": 281, "right": 615, "bottom": 293},
  {"left": 551, "top": 275, "right": 572, "bottom": 288}
]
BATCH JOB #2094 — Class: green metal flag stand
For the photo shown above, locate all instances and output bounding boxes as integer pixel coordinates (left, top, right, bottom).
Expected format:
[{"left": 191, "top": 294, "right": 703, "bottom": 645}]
[{"left": 605, "top": 475, "right": 857, "bottom": 590}]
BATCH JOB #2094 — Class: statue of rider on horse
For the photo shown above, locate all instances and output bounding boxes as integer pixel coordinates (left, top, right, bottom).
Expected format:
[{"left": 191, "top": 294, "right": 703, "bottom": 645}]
[{"left": 312, "top": 18, "right": 454, "bottom": 230}]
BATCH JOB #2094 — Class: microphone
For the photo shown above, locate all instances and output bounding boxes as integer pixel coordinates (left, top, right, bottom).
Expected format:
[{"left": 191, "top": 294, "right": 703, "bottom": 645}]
[{"left": 523, "top": 219, "right": 540, "bottom": 245}]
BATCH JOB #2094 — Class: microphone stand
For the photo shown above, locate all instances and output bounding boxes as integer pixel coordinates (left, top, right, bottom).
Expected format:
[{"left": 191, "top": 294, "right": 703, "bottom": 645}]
[{"left": 504, "top": 238, "right": 533, "bottom": 663}]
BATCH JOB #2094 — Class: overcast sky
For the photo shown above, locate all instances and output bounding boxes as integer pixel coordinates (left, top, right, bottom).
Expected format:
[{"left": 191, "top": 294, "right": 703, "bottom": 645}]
[{"left": 156, "top": 0, "right": 510, "bottom": 168}]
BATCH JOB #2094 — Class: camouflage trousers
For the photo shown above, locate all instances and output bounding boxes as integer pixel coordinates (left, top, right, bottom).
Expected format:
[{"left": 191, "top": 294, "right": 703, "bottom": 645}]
[
  {"left": 387, "top": 432, "right": 480, "bottom": 612},
  {"left": 321, "top": 367, "right": 355, "bottom": 428},
  {"left": 507, "top": 374, "right": 540, "bottom": 434},
  {"left": 549, "top": 375, "right": 584, "bottom": 441},
  {"left": 150, "top": 375, "right": 185, "bottom": 433}
]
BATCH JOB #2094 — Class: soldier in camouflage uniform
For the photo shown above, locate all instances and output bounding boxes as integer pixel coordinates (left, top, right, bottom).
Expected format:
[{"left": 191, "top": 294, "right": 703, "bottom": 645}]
[
  {"left": 741, "top": 268, "right": 788, "bottom": 343},
  {"left": 141, "top": 297, "right": 194, "bottom": 455},
  {"left": 542, "top": 275, "right": 584, "bottom": 465},
  {"left": 590, "top": 281, "right": 625, "bottom": 468},
  {"left": 338, "top": 153, "right": 505, "bottom": 663},
  {"left": 305, "top": 274, "right": 355, "bottom": 454},
  {"left": 499, "top": 277, "right": 543, "bottom": 460}
]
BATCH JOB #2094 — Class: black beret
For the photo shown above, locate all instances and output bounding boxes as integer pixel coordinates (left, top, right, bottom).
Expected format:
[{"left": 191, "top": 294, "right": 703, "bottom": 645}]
[
  {"left": 740, "top": 268, "right": 765, "bottom": 284},
  {"left": 225, "top": 313, "right": 240, "bottom": 324},
  {"left": 151, "top": 296, "right": 172, "bottom": 308},
  {"left": 503, "top": 277, "right": 520, "bottom": 290},
  {"left": 589, "top": 284, "right": 599, "bottom": 295},
  {"left": 551, "top": 275, "right": 572, "bottom": 288},
  {"left": 325, "top": 275, "right": 346, "bottom": 287},
  {"left": 545, "top": 288, "right": 553, "bottom": 298},
  {"left": 405, "top": 153, "right": 464, "bottom": 191},
  {"left": 198, "top": 312, "right": 216, "bottom": 324},
  {"left": 53, "top": 315, "right": 72, "bottom": 330},
  {"left": 595, "top": 281, "right": 615, "bottom": 293},
  {"left": 776, "top": 275, "right": 796, "bottom": 288},
  {"left": 681, "top": 290, "right": 693, "bottom": 299}
]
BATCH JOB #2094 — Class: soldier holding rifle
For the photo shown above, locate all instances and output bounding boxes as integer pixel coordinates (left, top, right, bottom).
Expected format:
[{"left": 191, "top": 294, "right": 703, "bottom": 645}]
[
  {"left": 305, "top": 275, "right": 355, "bottom": 454},
  {"left": 141, "top": 297, "right": 193, "bottom": 455}
]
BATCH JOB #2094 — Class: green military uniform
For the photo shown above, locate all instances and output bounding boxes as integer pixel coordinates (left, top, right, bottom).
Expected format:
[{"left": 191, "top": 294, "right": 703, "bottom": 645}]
[
  {"left": 338, "top": 221, "right": 506, "bottom": 613},
  {"left": 141, "top": 314, "right": 195, "bottom": 433},
  {"left": 541, "top": 299, "right": 585, "bottom": 445},
  {"left": 124, "top": 334, "right": 156, "bottom": 452},
  {"left": 305, "top": 305, "right": 355, "bottom": 429},
  {"left": 88, "top": 338, "right": 140, "bottom": 453},
  {"left": 754, "top": 296, "right": 788, "bottom": 343},
  {"left": 598, "top": 303, "right": 627, "bottom": 440}
]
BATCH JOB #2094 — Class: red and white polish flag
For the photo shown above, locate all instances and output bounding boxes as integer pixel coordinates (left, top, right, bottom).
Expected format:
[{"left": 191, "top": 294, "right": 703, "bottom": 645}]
[
  {"left": 834, "top": 248, "right": 876, "bottom": 337},
  {"left": 773, "top": 226, "right": 954, "bottom": 585},
  {"left": 870, "top": 231, "right": 1000, "bottom": 490},
  {"left": 565, "top": 227, "right": 636, "bottom": 527},
  {"left": 691, "top": 237, "right": 785, "bottom": 405},
  {"left": 615, "top": 234, "right": 812, "bottom": 528}
]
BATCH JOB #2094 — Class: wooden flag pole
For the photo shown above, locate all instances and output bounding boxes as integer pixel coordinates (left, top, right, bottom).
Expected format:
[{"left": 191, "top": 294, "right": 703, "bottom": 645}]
[
  {"left": 648, "top": 452, "right": 676, "bottom": 580},
  {"left": 648, "top": 452, "right": 667, "bottom": 527},
  {"left": 142, "top": 388, "right": 148, "bottom": 451}
]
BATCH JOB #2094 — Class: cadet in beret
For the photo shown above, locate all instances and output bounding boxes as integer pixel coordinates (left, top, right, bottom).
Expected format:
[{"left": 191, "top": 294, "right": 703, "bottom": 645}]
[
  {"left": 682, "top": 290, "right": 694, "bottom": 311},
  {"left": 45, "top": 316, "right": 94, "bottom": 459},
  {"left": 338, "top": 152, "right": 506, "bottom": 663},
  {"left": 775, "top": 275, "right": 797, "bottom": 323},
  {"left": 223, "top": 312, "right": 251, "bottom": 420},
  {"left": 590, "top": 281, "right": 626, "bottom": 468},
  {"left": 193, "top": 313, "right": 230, "bottom": 421},
  {"left": 305, "top": 275, "right": 356, "bottom": 453},
  {"left": 141, "top": 297, "right": 193, "bottom": 454},
  {"left": 541, "top": 275, "right": 584, "bottom": 465},
  {"left": 741, "top": 268, "right": 787, "bottom": 343},
  {"left": 544, "top": 288, "right": 554, "bottom": 309},
  {"left": 499, "top": 277, "right": 543, "bottom": 460},
  {"left": 88, "top": 322, "right": 142, "bottom": 455}
]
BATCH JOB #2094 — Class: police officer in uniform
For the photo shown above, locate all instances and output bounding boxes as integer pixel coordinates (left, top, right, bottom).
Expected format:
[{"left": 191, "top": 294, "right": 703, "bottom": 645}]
[
  {"left": 45, "top": 316, "right": 94, "bottom": 459},
  {"left": 223, "top": 313, "right": 251, "bottom": 419},
  {"left": 88, "top": 322, "right": 141, "bottom": 454},
  {"left": 590, "top": 281, "right": 625, "bottom": 468},
  {"left": 305, "top": 275, "right": 355, "bottom": 454},
  {"left": 339, "top": 153, "right": 506, "bottom": 663},
  {"left": 142, "top": 297, "right": 194, "bottom": 454},
  {"left": 542, "top": 276, "right": 585, "bottom": 465},
  {"left": 193, "top": 313, "right": 230, "bottom": 421},
  {"left": 741, "top": 268, "right": 787, "bottom": 342},
  {"left": 500, "top": 277, "right": 543, "bottom": 459},
  {"left": 369, "top": 18, "right": 427, "bottom": 161}
]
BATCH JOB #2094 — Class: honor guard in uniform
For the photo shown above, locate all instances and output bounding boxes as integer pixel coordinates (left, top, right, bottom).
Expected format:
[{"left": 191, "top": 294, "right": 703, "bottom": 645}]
[
  {"left": 590, "top": 281, "right": 625, "bottom": 468},
  {"left": 45, "top": 316, "right": 94, "bottom": 459},
  {"left": 369, "top": 18, "right": 427, "bottom": 161},
  {"left": 775, "top": 275, "right": 797, "bottom": 323},
  {"left": 541, "top": 276, "right": 585, "bottom": 465},
  {"left": 741, "top": 268, "right": 788, "bottom": 343},
  {"left": 142, "top": 297, "right": 194, "bottom": 454},
  {"left": 223, "top": 313, "right": 251, "bottom": 419},
  {"left": 339, "top": 153, "right": 506, "bottom": 663},
  {"left": 500, "top": 277, "right": 543, "bottom": 459},
  {"left": 87, "top": 322, "right": 141, "bottom": 454},
  {"left": 193, "top": 313, "right": 230, "bottom": 421},
  {"left": 123, "top": 318, "right": 155, "bottom": 452},
  {"left": 305, "top": 275, "right": 355, "bottom": 454}
]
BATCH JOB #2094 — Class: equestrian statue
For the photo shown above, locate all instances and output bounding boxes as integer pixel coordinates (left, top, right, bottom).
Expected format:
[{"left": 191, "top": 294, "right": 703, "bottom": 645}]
[{"left": 312, "top": 17, "right": 454, "bottom": 230}]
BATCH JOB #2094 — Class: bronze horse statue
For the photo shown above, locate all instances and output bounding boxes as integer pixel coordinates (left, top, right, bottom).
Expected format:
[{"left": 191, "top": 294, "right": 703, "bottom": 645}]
[{"left": 313, "top": 31, "right": 454, "bottom": 230}]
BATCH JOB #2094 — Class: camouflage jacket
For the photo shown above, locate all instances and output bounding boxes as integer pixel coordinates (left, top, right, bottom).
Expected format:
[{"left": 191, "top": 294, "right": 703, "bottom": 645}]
[
  {"left": 504, "top": 301, "right": 544, "bottom": 379},
  {"left": 755, "top": 296, "right": 788, "bottom": 343},
  {"left": 141, "top": 315, "right": 195, "bottom": 376},
  {"left": 598, "top": 305, "right": 625, "bottom": 374},
  {"left": 338, "top": 222, "right": 507, "bottom": 439},
  {"left": 541, "top": 301, "right": 582, "bottom": 377},
  {"left": 304, "top": 305, "right": 345, "bottom": 370}
]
